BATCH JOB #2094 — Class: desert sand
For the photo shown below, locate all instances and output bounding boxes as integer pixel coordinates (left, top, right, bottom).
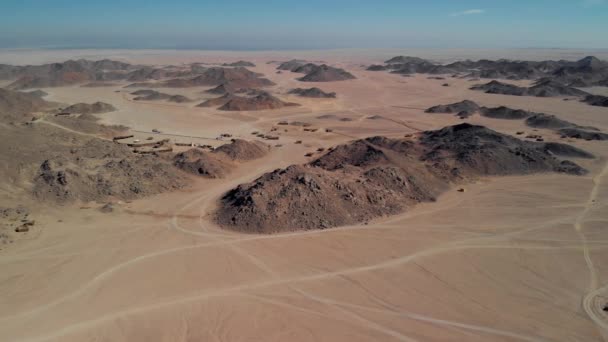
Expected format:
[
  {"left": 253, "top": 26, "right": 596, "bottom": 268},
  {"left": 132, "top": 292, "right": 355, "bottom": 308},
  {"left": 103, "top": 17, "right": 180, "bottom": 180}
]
[{"left": 1, "top": 49, "right": 607, "bottom": 342}]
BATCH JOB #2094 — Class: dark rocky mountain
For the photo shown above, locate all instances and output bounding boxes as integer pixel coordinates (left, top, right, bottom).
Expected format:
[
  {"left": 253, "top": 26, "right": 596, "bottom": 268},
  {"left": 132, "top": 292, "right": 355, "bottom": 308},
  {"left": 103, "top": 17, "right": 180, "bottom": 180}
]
[
  {"left": 298, "top": 64, "right": 356, "bottom": 82},
  {"left": 158, "top": 67, "right": 274, "bottom": 89},
  {"left": 366, "top": 65, "right": 389, "bottom": 71},
  {"left": 549, "top": 56, "right": 608, "bottom": 86},
  {"left": 277, "top": 59, "right": 307, "bottom": 71},
  {"left": 288, "top": 87, "right": 336, "bottom": 98},
  {"left": 480, "top": 106, "right": 534, "bottom": 120},
  {"left": 524, "top": 113, "right": 586, "bottom": 130},
  {"left": 470, "top": 81, "right": 527, "bottom": 96},
  {"left": 470, "top": 80, "right": 589, "bottom": 97},
  {"left": 4, "top": 59, "right": 137, "bottom": 90},
  {"left": 558, "top": 128, "right": 608, "bottom": 141},
  {"left": 385, "top": 56, "right": 428, "bottom": 64},
  {"left": 526, "top": 79, "right": 589, "bottom": 97},
  {"left": 61, "top": 102, "right": 117, "bottom": 114},
  {"left": 216, "top": 123, "right": 589, "bottom": 233},
  {"left": 222, "top": 61, "right": 256, "bottom": 67},
  {"left": 276, "top": 60, "right": 356, "bottom": 82},
  {"left": 425, "top": 100, "right": 480, "bottom": 117},
  {"left": 369, "top": 55, "right": 608, "bottom": 84},
  {"left": 131, "top": 90, "right": 192, "bottom": 103},
  {"left": 218, "top": 92, "right": 300, "bottom": 111},
  {"left": 582, "top": 95, "right": 608, "bottom": 107}
]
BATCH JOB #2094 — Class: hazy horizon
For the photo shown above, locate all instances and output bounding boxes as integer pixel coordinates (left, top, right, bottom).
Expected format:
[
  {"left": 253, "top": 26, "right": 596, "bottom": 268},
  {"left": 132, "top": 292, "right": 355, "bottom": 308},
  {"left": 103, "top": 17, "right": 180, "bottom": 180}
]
[{"left": 1, "top": 0, "right": 607, "bottom": 50}]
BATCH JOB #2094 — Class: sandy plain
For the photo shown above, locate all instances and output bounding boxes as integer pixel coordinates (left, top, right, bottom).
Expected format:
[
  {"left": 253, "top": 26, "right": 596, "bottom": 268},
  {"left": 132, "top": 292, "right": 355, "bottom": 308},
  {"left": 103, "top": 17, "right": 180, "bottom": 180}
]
[{"left": 0, "top": 49, "right": 607, "bottom": 342}]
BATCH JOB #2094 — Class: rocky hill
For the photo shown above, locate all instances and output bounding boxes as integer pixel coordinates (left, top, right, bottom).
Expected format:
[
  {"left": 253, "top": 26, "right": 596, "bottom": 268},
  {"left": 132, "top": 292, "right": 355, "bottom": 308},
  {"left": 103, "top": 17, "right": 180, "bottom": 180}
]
[
  {"left": 0, "top": 86, "right": 192, "bottom": 204},
  {"left": 222, "top": 61, "right": 256, "bottom": 67},
  {"left": 174, "top": 140, "right": 269, "bottom": 178},
  {"left": 218, "top": 92, "right": 300, "bottom": 111},
  {"left": 470, "top": 81, "right": 527, "bottom": 96},
  {"left": 277, "top": 59, "right": 308, "bottom": 71},
  {"left": 369, "top": 55, "right": 608, "bottom": 85},
  {"left": 160, "top": 67, "right": 275, "bottom": 89},
  {"left": 428, "top": 98, "right": 608, "bottom": 140},
  {"left": 425, "top": 100, "right": 480, "bottom": 117},
  {"left": 61, "top": 102, "right": 117, "bottom": 114},
  {"left": 481, "top": 106, "right": 534, "bottom": 120},
  {"left": 131, "top": 90, "right": 192, "bottom": 103},
  {"left": 470, "top": 80, "right": 589, "bottom": 98},
  {"left": 216, "top": 123, "right": 589, "bottom": 233},
  {"left": 288, "top": 87, "right": 336, "bottom": 98},
  {"left": 0, "top": 88, "right": 56, "bottom": 123},
  {"left": 298, "top": 64, "right": 356, "bottom": 82},
  {"left": 582, "top": 95, "right": 608, "bottom": 107},
  {"left": 4, "top": 59, "right": 136, "bottom": 90}
]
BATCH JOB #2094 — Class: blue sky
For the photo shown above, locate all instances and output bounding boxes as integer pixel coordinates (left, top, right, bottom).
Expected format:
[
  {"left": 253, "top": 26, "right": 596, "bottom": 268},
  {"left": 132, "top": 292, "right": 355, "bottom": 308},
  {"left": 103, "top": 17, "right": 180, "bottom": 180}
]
[{"left": 0, "top": 0, "right": 606, "bottom": 49}]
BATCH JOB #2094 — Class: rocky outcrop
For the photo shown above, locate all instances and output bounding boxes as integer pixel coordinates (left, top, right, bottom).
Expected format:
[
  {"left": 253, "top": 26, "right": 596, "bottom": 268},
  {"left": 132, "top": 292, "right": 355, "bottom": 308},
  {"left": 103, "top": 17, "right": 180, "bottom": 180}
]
[
  {"left": 222, "top": 61, "right": 256, "bottom": 67},
  {"left": 174, "top": 140, "right": 269, "bottom": 178},
  {"left": 0, "top": 88, "right": 55, "bottom": 123},
  {"left": 425, "top": 100, "right": 480, "bottom": 118},
  {"left": 582, "top": 95, "right": 608, "bottom": 107},
  {"left": 298, "top": 64, "right": 356, "bottom": 82},
  {"left": 216, "top": 123, "right": 589, "bottom": 233},
  {"left": 131, "top": 90, "right": 192, "bottom": 103},
  {"left": 288, "top": 87, "right": 336, "bottom": 98},
  {"left": 61, "top": 102, "right": 117, "bottom": 114},
  {"left": 217, "top": 92, "right": 300, "bottom": 111}
]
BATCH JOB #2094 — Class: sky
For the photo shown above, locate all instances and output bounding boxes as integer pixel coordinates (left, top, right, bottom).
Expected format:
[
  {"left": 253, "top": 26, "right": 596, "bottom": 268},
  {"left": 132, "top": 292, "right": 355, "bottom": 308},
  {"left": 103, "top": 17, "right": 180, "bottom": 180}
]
[{"left": 0, "top": 0, "right": 607, "bottom": 50}]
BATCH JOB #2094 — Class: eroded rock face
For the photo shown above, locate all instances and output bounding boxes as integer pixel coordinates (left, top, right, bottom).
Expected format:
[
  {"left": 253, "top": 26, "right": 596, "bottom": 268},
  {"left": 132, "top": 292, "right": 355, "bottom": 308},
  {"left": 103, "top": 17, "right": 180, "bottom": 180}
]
[{"left": 216, "top": 123, "right": 590, "bottom": 233}]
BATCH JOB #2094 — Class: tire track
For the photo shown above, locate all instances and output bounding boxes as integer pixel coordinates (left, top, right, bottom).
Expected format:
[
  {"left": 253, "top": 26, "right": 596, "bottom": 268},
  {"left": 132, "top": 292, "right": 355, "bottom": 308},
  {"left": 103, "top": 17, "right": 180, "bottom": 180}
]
[
  {"left": 0, "top": 200, "right": 577, "bottom": 323},
  {"left": 13, "top": 243, "right": 593, "bottom": 342},
  {"left": 578, "top": 161, "right": 608, "bottom": 335}
]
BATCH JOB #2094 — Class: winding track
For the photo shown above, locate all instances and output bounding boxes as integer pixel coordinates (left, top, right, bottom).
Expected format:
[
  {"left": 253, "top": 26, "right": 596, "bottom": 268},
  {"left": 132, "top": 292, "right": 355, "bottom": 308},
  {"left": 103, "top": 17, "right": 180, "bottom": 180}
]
[{"left": 10, "top": 177, "right": 607, "bottom": 342}]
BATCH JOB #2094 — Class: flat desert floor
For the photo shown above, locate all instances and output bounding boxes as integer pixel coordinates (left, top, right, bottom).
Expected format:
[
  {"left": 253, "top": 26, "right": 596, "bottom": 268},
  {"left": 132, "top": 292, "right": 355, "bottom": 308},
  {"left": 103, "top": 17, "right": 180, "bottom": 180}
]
[{"left": 1, "top": 49, "right": 608, "bottom": 341}]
